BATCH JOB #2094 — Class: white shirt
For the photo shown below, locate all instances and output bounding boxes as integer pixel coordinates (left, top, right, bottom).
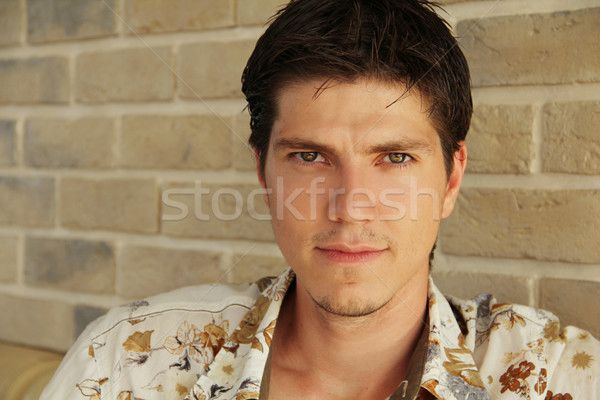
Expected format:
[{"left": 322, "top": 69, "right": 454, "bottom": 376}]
[{"left": 42, "top": 268, "right": 599, "bottom": 400}]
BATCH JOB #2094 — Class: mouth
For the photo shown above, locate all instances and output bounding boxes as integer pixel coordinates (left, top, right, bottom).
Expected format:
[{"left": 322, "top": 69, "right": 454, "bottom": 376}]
[{"left": 316, "top": 244, "right": 387, "bottom": 264}]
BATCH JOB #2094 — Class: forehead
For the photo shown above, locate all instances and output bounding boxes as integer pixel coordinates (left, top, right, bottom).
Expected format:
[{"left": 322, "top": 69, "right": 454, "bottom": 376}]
[{"left": 271, "top": 78, "right": 439, "bottom": 153}]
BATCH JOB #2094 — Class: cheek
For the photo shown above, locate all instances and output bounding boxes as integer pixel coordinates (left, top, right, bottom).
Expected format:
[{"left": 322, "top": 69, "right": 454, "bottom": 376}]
[
  {"left": 375, "top": 177, "right": 446, "bottom": 222},
  {"left": 265, "top": 173, "right": 330, "bottom": 221}
]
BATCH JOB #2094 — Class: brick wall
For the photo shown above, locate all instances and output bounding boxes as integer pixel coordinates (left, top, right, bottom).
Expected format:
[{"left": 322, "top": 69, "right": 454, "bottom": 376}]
[{"left": 0, "top": 0, "right": 598, "bottom": 352}]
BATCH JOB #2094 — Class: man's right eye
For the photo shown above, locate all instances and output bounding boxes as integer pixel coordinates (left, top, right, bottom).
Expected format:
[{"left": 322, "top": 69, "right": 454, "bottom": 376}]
[{"left": 294, "top": 152, "right": 323, "bottom": 162}]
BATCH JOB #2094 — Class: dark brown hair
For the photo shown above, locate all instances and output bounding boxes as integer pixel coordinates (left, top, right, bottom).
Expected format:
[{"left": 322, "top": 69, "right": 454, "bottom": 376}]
[{"left": 242, "top": 0, "right": 472, "bottom": 178}]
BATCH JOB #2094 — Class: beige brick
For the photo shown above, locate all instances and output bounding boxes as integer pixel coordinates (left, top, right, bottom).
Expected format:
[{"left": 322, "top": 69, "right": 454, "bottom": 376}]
[
  {"left": 118, "top": 245, "right": 222, "bottom": 298},
  {"left": 432, "top": 270, "right": 531, "bottom": 305},
  {"left": 441, "top": 189, "right": 600, "bottom": 263},
  {"left": 228, "top": 253, "right": 287, "bottom": 284},
  {"left": 27, "top": 0, "right": 116, "bottom": 43},
  {"left": 60, "top": 178, "right": 158, "bottom": 233},
  {"left": 467, "top": 104, "right": 533, "bottom": 174},
  {"left": 0, "top": 0, "right": 22, "bottom": 47},
  {"left": 458, "top": 9, "right": 600, "bottom": 87},
  {"left": 0, "top": 120, "right": 16, "bottom": 166},
  {"left": 178, "top": 41, "right": 255, "bottom": 99},
  {"left": 0, "top": 236, "right": 19, "bottom": 283},
  {"left": 539, "top": 278, "right": 600, "bottom": 338},
  {"left": 0, "top": 57, "right": 69, "bottom": 104},
  {"left": 76, "top": 47, "right": 174, "bottom": 103},
  {"left": 161, "top": 181, "right": 274, "bottom": 241},
  {"left": 0, "top": 294, "right": 74, "bottom": 351},
  {"left": 121, "top": 115, "right": 232, "bottom": 170},
  {"left": 24, "top": 237, "right": 115, "bottom": 294},
  {"left": 0, "top": 177, "right": 55, "bottom": 228},
  {"left": 237, "top": 0, "right": 284, "bottom": 26},
  {"left": 25, "top": 117, "right": 115, "bottom": 168},
  {"left": 74, "top": 305, "right": 107, "bottom": 336},
  {"left": 233, "top": 112, "right": 256, "bottom": 171},
  {"left": 542, "top": 101, "right": 600, "bottom": 175},
  {"left": 124, "top": 0, "right": 234, "bottom": 34}
]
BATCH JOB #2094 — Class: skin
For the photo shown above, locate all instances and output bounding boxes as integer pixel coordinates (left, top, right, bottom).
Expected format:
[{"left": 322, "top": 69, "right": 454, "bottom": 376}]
[{"left": 257, "top": 78, "right": 467, "bottom": 399}]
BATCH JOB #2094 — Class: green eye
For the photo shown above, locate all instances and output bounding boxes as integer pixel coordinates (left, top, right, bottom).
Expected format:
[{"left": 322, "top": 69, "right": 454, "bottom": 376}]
[
  {"left": 297, "top": 152, "right": 319, "bottom": 162},
  {"left": 387, "top": 153, "right": 409, "bottom": 163}
]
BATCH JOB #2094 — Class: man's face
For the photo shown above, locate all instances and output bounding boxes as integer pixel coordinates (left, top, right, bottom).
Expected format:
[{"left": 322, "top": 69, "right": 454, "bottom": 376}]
[{"left": 259, "top": 78, "right": 465, "bottom": 317}]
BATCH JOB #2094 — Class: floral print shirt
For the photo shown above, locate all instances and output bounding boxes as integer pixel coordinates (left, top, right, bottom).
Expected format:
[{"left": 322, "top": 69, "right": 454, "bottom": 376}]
[{"left": 41, "top": 269, "right": 598, "bottom": 400}]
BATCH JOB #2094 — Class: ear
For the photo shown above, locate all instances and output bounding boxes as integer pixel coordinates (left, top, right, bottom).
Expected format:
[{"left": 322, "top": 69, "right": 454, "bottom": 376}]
[{"left": 441, "top": 142, "right": 467, "bottom": 219}]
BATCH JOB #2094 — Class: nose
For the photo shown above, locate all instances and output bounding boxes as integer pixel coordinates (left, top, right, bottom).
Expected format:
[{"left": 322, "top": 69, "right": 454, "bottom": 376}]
[{"left": 328, "top": 164, "right": 377, "bottom": 223}]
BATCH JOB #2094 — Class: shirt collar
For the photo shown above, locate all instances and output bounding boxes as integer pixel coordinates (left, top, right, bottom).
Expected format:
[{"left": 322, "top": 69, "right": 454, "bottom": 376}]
[
  {"left": 421, "top": 279, "right": 491, "bottom": 400},
  {"left": 197, "top": 269, "right": 491, "bottom": 400}
]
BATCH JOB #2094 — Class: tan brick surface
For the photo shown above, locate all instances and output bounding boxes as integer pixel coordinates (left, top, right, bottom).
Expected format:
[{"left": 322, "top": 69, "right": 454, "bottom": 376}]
[
  {"left": 60, "top": 178, "right": 158, "bottom": 233},
  {"left": 0, "top": 57, "right": 69, "bottom": 104},
  {"left": 25, "top": 118, "right": 115, "bottom": 168},
  {"left": 237, "top": 0, "right": 284, "bottom": 26},
  {"left": 74, "top": 305, "right": 107, "bottom": 336},
  {"left": 539, "top": 278, "right": 600, "bottom": 338},
  {"left": 542, "top": 101, "right": 600, "bottom": 175},
  {"left": 0, "top": 0, "right": 22, "bottom": 47},
  {"left": 0, "top": 293, "right": 74, "bottom": 351},
  {"left": 124, "top": 0, "right": 234, "bottom": 34},
  {"left": 75, "top": 47, "right": 174, "bottom": 103},
  {"left": 467, "top": 104, "right": 533, "bottom": 174},
  {"left": 0, "top": 177, "right": 55, "bottom": 228},
  {"left": 441, "top": 189, "right": 600, "bottom": 264},
  {"left": 27, "top": 0, "right": 116, "bottom": 43},
  {"left": 458, "top": 9, "right": 600, "bottom": 86},
  {"left": 0, "top": 236, "right": 19, "bottom": 283},
  {"left": 24, "top": 237, "right": 116, "bottom": 294},
  {"left": 161, "top": 181, "right": 274, "bottom": 241},
  {"left": 232, "top": 112, "right": 256, "bottom": 171},
  {"left": 121, "top": 115, "right": 232, "bottom": 170},
  {"left": 118, "top": 245, "right": 222, "bottom": 298},
  {"left": 0, "top": 120, "right": 15, "bottom": 166},
  {"left": 228, "top": 253, "right": 287, "bottom": 284},
  {"left": 432, "top": 270, "right": 531, "bottom": 305},
  {"left": 178, "top": 41, "right": 255, "bottom": 99}
]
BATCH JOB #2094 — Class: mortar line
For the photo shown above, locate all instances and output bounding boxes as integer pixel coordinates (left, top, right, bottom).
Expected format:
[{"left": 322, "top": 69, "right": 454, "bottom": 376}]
[
  {"left": 116, "top": 0, "right": 125, "bottom": 37},
  {"left": 531, "top": 278, "right": 539, "bottom": 308},
  {"left": 530, "top": 102, "right": 544, "bottom": 174}
]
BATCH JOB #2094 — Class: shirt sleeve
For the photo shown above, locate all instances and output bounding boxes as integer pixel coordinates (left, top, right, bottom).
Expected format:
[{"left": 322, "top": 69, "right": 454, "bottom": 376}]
[{"left": 40, "top": 318, "right": 106, "bottom": 400}]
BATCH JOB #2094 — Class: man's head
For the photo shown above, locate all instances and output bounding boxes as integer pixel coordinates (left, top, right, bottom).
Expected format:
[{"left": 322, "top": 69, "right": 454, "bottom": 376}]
[
  {"left": 242, "top": 0, "right": 472, "bottom": 180},
  {"left": 241, "top": 0, "right": 471, "bottom": 317}
]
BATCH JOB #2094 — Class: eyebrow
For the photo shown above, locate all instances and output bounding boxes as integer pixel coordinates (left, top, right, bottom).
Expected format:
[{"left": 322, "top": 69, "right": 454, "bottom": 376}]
[
  {"left": 364, "top": 139, "right": 434, "bottom": 155},
  {"left": 272, "top": 137, "right": 434, "bottom": 156},
  {"left": 272, "top": 138, "right": 336, "bottom": 155}
]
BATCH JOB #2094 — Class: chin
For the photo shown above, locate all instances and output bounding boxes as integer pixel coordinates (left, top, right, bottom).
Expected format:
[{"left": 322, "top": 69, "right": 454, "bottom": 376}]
[{"left": 312, "top": 292, "right": 393, "bottom": 318}]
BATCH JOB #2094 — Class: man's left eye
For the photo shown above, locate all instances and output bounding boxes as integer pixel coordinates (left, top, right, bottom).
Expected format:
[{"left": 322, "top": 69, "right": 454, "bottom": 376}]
[
  {"left": 294, "top": 152, "right": 323, "bottom": 162},
  {"left": 382, "top": 153, "right": 411, "bottom": 163}
]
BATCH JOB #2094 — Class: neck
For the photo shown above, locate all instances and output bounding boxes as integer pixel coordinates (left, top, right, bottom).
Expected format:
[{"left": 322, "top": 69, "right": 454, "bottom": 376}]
[{"left": 270, "top": 268, "right": 429, "bottom": 399}]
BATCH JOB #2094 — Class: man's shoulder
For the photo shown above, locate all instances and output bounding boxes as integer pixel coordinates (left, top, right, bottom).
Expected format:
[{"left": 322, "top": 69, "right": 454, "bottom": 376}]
[
  {"left": 445, "top": 290, "right": 598, "bottom": 344},
  {"left": 42, "top": 274, "right": 288, "bottom": 399},
  {"left": 87, "top": 277, "right": 276, "bottom": 340},
  {"left": 442, "top": 290, "right": 599, "bottom": 397}
]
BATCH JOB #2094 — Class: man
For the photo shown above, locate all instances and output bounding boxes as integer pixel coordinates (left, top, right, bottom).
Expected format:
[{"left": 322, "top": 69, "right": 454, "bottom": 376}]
[{"left": 42, "top": 1, "right": 598, "bottom": 399}]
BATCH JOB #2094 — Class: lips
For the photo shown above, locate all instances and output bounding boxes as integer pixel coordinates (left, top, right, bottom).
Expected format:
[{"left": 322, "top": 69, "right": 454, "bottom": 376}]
[{"left": 316, "top": 243, "right": 386, "bottom": 264}]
